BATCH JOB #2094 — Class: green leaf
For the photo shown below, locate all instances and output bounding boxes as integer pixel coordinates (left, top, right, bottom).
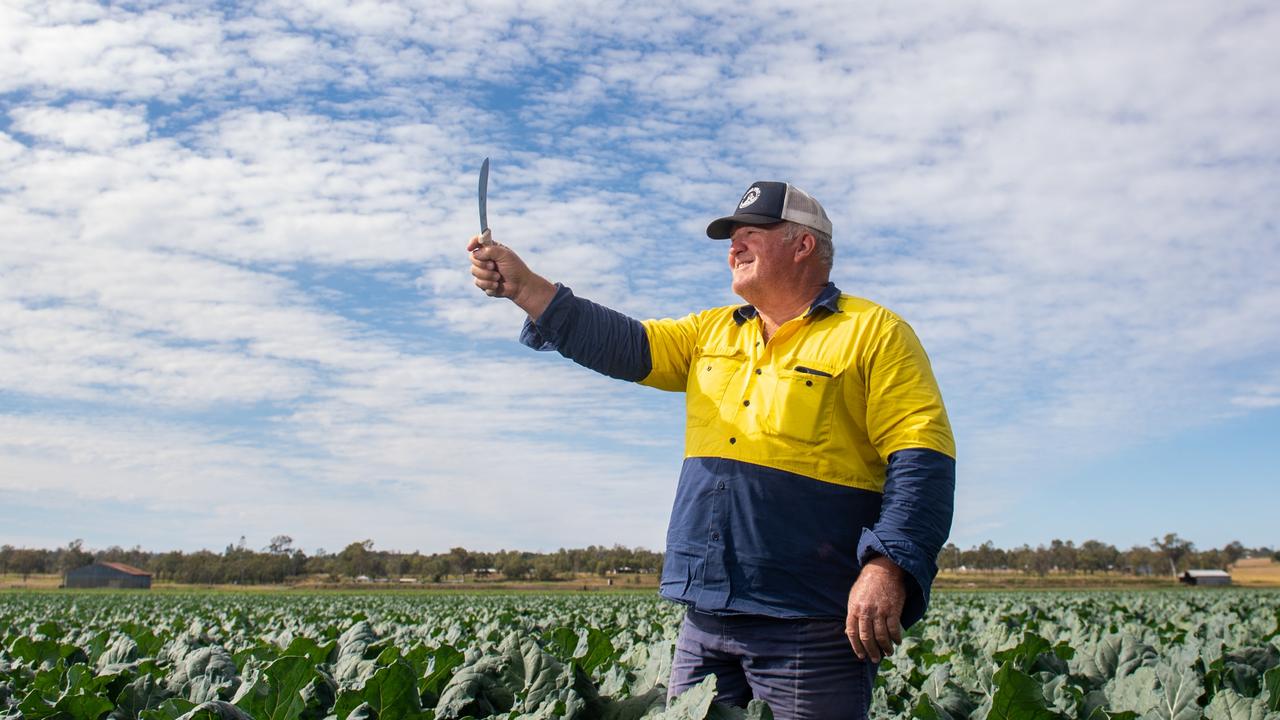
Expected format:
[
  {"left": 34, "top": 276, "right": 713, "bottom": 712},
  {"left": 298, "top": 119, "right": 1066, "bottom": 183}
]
[
  {"left": 1079, "top": 635, "right": 1157, "bottom": 686},
  {"left": 298, "top": 668, "right": 336, "bottom": 720},
  {"left": 741, "top": 699, "right": 774, "bottom": 720},
  {"left": 11, "top": 637, "right": 88, "bottom": 669},
  {"left": 1152, "top": 665, "right": 1203, "bottom": 720},
  {"left": 919, "top": 664, "right": 975, "bottom": 719},
  {"left": 232, "top": 656, "right": 314, "bottom": 720},
  {"left": 910, "top": 694, "right": 955, "bottom": 720},
  {"left": 660, "top": 674, "right": 716, "bottom": 719},
  {"left": 121, "top": 624, "right": 165, "bottom": 660},
  {"left": 165, "top": 646, "right": 239, "bottom": 704},
  {"left": 599, "top": 688, "right": 665, "bottom": 720},
  {"left": 1107, "top": 666, "right": 1160, "bottom": 716},
  {"left": 1204, "top": 688, "right": 1271, "bottom": 720},
  {"left": 52, "top": 689, "right": 114, "bottom": 720},
  {"left": 1263, "top": 666, "right": 1279, "bottom": 712},
  {"left": 139, "top": 698, "right": 198, "bottom": 720},
  {"left": 433, "top": 653, "right": 518, "bottom": 720},
  {"left": 986, "top": 662, "right": 1062, "bottom": 720},
  {"left": 115, "top": 672, "right": 172, "bottom": 720},
  {"left": 545, "top": 628, "right": 579, "bottom": 663},
  {"left": 176, "top": 700, "right": 253, "bottom": 720},
  {"left": 281, "top": 638, "right": 334, "bottom": 668},
  {"left": 418, "top": 645, "right": 464, "bottom": 705},
  {"left": 334, "top": 661, "right": 423, "bottom": 720},
  {"left": 573, "top": 628, "right": 617, "bottom": 677}
]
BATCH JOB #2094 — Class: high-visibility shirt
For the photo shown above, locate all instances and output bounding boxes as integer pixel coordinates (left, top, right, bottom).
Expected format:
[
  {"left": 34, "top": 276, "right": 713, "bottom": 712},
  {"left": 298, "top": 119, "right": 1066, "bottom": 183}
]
[{"left": 521, "top": 282, "right": 955, "bottom": 622}]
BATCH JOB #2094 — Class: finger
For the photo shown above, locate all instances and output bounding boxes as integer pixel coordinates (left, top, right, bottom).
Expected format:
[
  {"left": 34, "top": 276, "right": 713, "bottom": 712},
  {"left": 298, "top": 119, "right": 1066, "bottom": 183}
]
[
  {"left": 471, "top": 265, "right": 502, "bottom": 283},
  {"left": 474, "top": 277, "right": 504, "bottom": 297},
  {"left": 858, "top": 614, "right": 880, "bottom": 662},
  {"left": 872, "top": 614, "right": 894, "bottom": 658},
  {"left": 466, "top": 234, "right": 486, "bottom": 252},
  {"left": 845, "top": 616, "right": 866, "bottom": 660},
  {"left": 888, "top": 615, "right": 904, "bottom": 645}
]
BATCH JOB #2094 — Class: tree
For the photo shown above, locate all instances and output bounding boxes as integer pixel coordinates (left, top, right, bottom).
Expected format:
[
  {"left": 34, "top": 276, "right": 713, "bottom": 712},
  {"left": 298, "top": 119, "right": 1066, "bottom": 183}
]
[
  {"left": 1078, "top": 540, "right": 1119, "bottom": 574},
  {"left": 267, "top": 535, "right": 294, "bottom": 554},
  {"left": 498, "top": 551, "right": 532, "bottom": 580},
  {"left": 938, "top": 543, "right": 962, "bottom": 571},
  {"left": 11, "top": 549, "right": 43, "bottom": 582},
  {"left": 58, "top": 539, "right": 93, "bottom": 575},
  {"left": 338, "top": 540, "right": 376, "bottom": 578},
  {"left": 1221, "top": 541, "right": 1246, "bottom": 566},
  {"left": 1151, "top": 533, "right": 1194, "bottom": 577}
]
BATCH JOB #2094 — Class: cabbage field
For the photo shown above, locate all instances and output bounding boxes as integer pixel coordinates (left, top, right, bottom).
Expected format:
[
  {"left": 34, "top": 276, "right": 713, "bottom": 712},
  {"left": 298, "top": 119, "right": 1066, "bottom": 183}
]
[{"left": 1, "top": 590, "right": 1278, "bottom": 720}]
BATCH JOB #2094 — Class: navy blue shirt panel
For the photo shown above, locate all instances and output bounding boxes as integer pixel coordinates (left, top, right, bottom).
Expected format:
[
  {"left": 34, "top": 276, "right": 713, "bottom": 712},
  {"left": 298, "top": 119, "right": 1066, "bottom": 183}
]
[{"left": 660, "top": 457, "right": 883, "bottom": 619}]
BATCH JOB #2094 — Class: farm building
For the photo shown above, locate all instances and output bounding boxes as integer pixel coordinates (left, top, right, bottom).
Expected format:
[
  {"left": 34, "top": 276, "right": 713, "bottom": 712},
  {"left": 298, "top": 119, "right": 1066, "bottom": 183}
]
[
  {"left": 64, "top": 562, "right": 152, "bottom": 589},
  {"left": 1180, "top": 569, "right": 1231, "bottom": 586}
]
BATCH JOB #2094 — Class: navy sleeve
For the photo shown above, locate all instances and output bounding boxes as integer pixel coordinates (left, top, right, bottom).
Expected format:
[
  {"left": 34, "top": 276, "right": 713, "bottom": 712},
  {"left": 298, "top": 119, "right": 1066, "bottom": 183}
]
[
  {"left": 518, "top": 284, "right": 653, "bottom": 382},
  {"left": 855, "top": 447, "right": 956, "bottom": 628}
]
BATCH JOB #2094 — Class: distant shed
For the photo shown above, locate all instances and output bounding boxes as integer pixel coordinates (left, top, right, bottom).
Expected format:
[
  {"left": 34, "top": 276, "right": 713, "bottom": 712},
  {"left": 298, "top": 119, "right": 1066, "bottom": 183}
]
[
  {"left": 64, "top": 561, "right": 153, "bottom": 589},
  {"left": 1180, "top": 569, "right": 1231, "bottom": 586}
]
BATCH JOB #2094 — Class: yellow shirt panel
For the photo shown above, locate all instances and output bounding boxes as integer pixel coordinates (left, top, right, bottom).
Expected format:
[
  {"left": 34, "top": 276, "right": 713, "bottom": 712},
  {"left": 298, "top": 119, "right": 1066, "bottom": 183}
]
[{"left": 639, "top": 295, "right": 955, "bottom": 492}]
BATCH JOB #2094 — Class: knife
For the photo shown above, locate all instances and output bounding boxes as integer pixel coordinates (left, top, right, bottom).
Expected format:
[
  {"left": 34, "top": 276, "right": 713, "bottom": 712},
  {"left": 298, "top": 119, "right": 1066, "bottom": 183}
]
[{"left": 478, "top": 157, "right": 493, "bottom": 246}]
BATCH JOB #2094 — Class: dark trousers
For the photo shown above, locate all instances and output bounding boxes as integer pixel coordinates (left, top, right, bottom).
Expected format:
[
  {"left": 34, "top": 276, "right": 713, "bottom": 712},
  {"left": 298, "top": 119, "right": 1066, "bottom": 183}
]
[{"left": 668, "top": 609, "right": 879, "bottom": 720}]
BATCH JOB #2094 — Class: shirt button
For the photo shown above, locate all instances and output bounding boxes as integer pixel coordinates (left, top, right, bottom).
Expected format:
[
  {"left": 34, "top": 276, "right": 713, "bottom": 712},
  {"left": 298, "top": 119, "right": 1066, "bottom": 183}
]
[
  {"left": 742, "top": 400, "right": 750, "bottom": 407},
  {"left": 755, "top": 369, "right": 762, "bottom": 375},
  {"left": 717, "top": 481, "right": 726, "bottom": 490},
  {"left": 728, "top": 437, "right": 736, "bottom": 444},
  {"left": 711, "top": 532, "right": 720, "bottom": 541}
]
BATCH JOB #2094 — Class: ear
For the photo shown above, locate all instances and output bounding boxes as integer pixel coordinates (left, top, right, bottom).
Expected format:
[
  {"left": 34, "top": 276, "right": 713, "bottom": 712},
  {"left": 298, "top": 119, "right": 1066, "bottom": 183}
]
[{"left": 792, "top": 231, "right": 816, "bottom": 263}]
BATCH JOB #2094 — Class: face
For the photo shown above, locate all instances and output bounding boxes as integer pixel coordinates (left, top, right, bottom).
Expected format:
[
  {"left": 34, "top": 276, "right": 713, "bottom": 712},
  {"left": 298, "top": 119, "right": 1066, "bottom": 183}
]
[{"left": 727, "top": 223, "right": 796, "bottom": 302}]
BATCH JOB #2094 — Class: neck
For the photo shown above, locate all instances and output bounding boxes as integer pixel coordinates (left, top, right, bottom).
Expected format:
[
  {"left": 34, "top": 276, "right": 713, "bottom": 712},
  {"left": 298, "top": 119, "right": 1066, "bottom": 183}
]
[{"left": 754, "top": 280, "right": 829, "bottom": 342}]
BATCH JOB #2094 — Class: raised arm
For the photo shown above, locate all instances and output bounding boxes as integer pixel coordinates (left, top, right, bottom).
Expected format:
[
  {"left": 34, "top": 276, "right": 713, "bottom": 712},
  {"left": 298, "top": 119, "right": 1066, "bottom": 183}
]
[{"left": 466, "top": 234, "right": 653, "bottom": 382}]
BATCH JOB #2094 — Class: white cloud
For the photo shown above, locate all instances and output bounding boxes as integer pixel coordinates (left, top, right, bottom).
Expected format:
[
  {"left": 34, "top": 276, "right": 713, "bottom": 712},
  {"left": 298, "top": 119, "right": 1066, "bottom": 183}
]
[{"left": 1, "top": 0, "right": 1277, "bottom": 553}]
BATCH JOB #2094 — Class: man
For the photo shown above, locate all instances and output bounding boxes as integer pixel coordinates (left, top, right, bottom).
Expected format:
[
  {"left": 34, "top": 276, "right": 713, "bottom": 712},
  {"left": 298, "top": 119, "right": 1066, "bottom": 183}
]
[{"left": 467, "top": 181, "right": 955, "bottom": 719}]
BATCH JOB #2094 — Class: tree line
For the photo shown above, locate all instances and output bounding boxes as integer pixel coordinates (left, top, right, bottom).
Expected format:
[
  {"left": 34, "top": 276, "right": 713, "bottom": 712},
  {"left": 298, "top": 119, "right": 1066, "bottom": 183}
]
[
  {"left": 0, "top": 537, "right": 663, "bottom": 585},
  {"left": 1, "top": 534, "right": 1274, "bottom": 585},
  {"left": 938, "top": 534, "right": 1276, "bottom": 577}
]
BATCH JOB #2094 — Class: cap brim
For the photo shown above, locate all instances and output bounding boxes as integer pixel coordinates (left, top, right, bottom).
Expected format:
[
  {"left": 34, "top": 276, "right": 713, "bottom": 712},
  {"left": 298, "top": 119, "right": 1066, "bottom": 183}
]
[{"left": 705, "top": 214, "right": 785, "bottom": 239}]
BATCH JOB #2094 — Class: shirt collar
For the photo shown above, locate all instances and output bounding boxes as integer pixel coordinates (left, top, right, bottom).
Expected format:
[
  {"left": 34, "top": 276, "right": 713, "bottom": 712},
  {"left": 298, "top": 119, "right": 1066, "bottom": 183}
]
[{"left": 732, "top": 282, "right": 842, "bottom": 325}]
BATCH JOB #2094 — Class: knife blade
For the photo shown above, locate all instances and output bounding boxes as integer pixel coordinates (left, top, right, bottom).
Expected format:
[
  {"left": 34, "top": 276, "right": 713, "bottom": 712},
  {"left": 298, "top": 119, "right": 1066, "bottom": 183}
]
[{"left": 477, "top": 157, "right": 492, "bottom": 245}]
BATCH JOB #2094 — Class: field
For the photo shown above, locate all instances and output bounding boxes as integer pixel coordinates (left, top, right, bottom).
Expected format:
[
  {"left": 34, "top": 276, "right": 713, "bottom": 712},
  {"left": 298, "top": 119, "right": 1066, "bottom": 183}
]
[
  {"left": 1227, "top": 559, "right": 1280, "bottom": 588},
  {"left": 1, "top": 590, "right": 1278, "bottom": 720}
]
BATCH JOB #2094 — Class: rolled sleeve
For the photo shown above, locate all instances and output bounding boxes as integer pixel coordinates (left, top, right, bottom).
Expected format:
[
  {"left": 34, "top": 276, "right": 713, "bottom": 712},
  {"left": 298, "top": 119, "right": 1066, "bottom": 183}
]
[
  {"left": 518, "top": 284, "right": 652, "bottom": 382},
  {"left": 857, "top": 447, "right": 956, "bottom": 628}
]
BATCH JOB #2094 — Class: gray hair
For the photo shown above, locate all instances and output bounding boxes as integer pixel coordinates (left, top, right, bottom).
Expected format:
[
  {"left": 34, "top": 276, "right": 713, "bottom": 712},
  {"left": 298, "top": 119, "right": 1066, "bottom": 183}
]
[{"left": 782, "top": 221, "right": 834, "bottom": 270}]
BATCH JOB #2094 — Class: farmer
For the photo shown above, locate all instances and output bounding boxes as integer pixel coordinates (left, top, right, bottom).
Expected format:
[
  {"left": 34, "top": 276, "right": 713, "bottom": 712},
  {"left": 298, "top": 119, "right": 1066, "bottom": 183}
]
[{"left": 467, "top": 181, "right": 955, "bottom": 720}]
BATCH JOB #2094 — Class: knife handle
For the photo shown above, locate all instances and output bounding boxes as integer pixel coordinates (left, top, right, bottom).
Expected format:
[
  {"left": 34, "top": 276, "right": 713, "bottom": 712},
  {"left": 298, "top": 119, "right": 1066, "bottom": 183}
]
[{"left": 479, "top": 228, "right": 494, "bottom": 246}]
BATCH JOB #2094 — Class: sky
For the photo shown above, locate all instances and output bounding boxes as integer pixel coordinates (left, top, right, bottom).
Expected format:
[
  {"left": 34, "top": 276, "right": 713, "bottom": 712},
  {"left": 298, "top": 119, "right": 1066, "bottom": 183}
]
[{"left": 1, "top": 0, "right": 1277, "bottom": 558}]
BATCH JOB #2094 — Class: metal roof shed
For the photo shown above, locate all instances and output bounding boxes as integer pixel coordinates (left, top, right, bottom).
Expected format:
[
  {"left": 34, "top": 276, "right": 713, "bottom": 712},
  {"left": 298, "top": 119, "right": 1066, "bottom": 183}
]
[
  {"left": 64, "top": 561, "right": 153, "bottom": 589},
  {"left": 1180, "top": 569, "right": 1231, "bottom": 586}
]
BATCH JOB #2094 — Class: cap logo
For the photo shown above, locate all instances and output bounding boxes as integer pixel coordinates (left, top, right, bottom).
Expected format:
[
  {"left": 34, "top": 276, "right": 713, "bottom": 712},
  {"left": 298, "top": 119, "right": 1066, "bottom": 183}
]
[{"left": 738, "top": 187, "right": 761, "bottom": 209}]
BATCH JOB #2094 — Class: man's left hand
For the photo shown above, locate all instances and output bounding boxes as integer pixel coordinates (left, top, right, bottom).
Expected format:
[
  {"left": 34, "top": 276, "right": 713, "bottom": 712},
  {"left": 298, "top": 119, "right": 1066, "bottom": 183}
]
[{"left": 845, "top": 555, "right": 906, "bottom": 663}]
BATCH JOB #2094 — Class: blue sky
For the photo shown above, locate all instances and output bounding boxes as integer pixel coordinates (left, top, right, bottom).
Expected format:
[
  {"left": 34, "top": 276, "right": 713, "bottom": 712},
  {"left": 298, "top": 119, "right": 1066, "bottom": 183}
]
[{"left": 2, "top": 1, "right": 1277, "bottom": 557}]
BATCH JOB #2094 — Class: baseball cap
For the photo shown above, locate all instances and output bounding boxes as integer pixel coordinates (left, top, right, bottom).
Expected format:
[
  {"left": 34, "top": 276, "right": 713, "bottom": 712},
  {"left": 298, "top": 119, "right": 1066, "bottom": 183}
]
[{"left": 706, "top": 181, "right": 832, "bottom": 239}]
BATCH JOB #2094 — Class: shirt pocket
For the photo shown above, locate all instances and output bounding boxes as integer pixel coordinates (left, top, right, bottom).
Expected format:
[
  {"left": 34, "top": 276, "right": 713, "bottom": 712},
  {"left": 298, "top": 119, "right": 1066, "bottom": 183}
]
[
  {"left": 686, "top": 346, "right": 746, "bottom": 428},
  {"left": 763, "top": 361, "right": 840, "bottom": 444}
]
